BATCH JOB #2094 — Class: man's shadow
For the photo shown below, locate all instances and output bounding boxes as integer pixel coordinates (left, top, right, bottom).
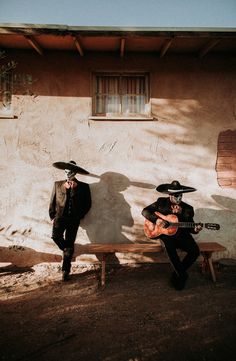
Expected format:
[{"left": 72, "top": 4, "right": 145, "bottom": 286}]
[
  {"left": 76, "top": 172, "right": 133, "bottom": 264},
  {"left": 0, "top": 244, "right": 61, "bottom": 272},
  {"left": 76, "top": 171, "right": 155, "bottom": 264},
  {"left": 84, "top": 172, "right": 134, "bottom": 242}
]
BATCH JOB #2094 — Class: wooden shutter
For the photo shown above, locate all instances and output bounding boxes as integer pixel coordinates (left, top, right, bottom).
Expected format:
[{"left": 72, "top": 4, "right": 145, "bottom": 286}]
[{"left": 216, "top": 129, "right": 236, "bottom": 188}]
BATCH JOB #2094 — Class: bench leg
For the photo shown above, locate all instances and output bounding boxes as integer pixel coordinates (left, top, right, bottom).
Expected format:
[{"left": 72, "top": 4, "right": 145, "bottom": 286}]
[
  {"left": 101, "top": 253, "right": 106, "bottom": 287},
  {"left": 201, "top": 251, "right": 216, "bottom": 282}
]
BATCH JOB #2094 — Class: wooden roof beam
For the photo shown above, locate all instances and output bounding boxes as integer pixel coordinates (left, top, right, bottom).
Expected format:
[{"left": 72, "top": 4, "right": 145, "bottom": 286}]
[
  {"left": 159, "top": 38, "right": 173, "bottom": 57},
  {"left": 199, "top": 39, "right": 220, "bottom": 58},
  {"left": 73, "top": 36, "right": 84, "bottom": 56},
  {"left": 25, "top": 35, "right": 43, "bottom": 55},
  {"left": 120, "top": 38, "right": 125, "bottom": 57}
]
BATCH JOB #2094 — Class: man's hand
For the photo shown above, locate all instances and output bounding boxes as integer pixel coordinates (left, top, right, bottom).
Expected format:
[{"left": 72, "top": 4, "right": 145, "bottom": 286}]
[
  {"left": 194, "top": 224, "right": 203, "bottom": 233},
  {"left": 149, "top": 222, "right": 156, "bottom": 231},
  {"left": 65, "top": 180, "right": 77, "bottom": 189}
]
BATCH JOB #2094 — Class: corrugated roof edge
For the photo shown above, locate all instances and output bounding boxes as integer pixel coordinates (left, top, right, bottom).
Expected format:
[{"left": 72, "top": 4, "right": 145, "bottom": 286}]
[{"left": 0, "top": 23, "right": 236, "bottom": 34}]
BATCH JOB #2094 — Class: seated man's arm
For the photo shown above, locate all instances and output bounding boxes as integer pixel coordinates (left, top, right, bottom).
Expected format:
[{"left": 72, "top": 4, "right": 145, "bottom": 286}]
[{"left": 142, "top": 201, "right": 159, "bottom": 224}]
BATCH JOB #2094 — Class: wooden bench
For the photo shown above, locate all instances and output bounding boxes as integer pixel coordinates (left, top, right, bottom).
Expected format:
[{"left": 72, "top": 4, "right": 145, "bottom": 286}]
[
  {"left": 76, "top": 242, "right": 226, "bottom": 286},
  {"left": 198, "top": 242, "right": 226, "bottom": 282}
]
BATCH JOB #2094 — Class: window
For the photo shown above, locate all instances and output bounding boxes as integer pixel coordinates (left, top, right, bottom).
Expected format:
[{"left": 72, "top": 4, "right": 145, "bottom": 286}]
[
  {"left": 92, "top": 73, "right": 150, "bottom": 118},
  {"left": 0, "top": 71, "right": 13, "bottom": 117}
]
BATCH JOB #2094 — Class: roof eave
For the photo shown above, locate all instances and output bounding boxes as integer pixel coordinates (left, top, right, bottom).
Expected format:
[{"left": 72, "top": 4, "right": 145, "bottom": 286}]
[{"left": 0, "top": 23, "right": 236, "bottom": 37}]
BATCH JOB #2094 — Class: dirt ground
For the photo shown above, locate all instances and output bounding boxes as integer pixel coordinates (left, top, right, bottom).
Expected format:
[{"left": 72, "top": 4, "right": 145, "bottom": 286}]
[{"left": 0, "top": 261, "right": 236, "bottom": 361}]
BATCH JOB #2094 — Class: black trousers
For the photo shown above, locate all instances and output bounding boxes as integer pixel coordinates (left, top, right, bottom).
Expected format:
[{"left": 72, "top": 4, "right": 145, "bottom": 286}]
[
  {"left": 160, "top": 232, "right": 200, "bottom": 277},
  {"left": 51, "top": 216, "right": 80, "bottom": 273}
]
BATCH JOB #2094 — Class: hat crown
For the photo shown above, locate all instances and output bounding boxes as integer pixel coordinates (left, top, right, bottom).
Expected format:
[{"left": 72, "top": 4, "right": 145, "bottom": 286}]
[{"left": 170, "top": 180, "right": 181, "bottom": 190}]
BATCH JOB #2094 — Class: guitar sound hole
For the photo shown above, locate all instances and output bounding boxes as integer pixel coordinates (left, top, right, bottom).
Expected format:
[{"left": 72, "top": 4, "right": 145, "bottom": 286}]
[{"left": 163, "top": 221, "right": 170, "bottom": 229}]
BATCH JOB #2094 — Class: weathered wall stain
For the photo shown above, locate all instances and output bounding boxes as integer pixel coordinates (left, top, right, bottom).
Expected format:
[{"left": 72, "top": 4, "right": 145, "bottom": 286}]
[{"left": 216, "top": 129, "right": 236, "bottom": 188}]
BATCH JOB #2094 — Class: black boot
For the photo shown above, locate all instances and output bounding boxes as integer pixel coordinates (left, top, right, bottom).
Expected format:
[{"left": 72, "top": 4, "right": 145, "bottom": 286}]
[
  {"left": 62, "top": 271, "right": 70, "bottom": 281},
  {"left": 62, "top": 247, "right": 73, "bottom": 281},
  {"left": 170, "top": 271, "right": 188, "bottom": 290}
]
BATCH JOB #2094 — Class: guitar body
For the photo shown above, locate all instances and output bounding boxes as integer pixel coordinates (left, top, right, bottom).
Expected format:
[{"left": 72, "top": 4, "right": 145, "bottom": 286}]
[
  {"left": 143, "top": 211, "right": 220, "bottom": 239},
  {"left": 144, "top": 213, "right": 179, "bottom": 239}
]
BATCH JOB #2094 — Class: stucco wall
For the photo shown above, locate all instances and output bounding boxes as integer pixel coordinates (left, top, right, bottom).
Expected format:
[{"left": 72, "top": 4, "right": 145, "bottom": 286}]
[{"left": 1, "top": 51, "right": 236, "bottom": 267}]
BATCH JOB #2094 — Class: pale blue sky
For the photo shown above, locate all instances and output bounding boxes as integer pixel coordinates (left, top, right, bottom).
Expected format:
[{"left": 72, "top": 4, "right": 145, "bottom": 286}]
[{"left": 0, "top": 0, "right": 236, "bottom": 28}]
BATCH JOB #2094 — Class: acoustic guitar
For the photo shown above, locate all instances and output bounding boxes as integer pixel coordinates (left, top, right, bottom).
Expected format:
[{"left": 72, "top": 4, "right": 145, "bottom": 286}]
[{"left": 144, "top": 211, "right": 220, "bottom": 239}]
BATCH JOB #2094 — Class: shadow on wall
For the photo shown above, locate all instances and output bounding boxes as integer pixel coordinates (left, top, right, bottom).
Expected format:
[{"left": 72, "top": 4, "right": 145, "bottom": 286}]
[
  {"left": 194, "top": 195, "right": 236, "bottom": 254},
  {"left": 78, "top": 171, "right": 155, "bottom": 263}
]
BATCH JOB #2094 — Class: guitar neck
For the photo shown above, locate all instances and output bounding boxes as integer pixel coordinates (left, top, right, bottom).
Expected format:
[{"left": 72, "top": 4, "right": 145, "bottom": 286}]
[{"left": 171, "top": 222, "right": 202, "bottom": 228}]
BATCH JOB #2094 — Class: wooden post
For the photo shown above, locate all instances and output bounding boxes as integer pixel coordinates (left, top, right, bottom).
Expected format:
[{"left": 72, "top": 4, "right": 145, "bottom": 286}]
[
  {"left": 207, "top": 254, "right": 216, "bottom": 283},
  {"left": 201, "top": 251, "right": 216, "bottom": 282},
  {"left": 101, "top": 253, "right": 106, "bottom": 287}
]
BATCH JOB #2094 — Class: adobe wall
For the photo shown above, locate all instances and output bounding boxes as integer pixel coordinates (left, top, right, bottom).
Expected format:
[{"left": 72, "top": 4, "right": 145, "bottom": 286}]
[{"left": 0, "top": 50, "right": 235, "bottom": 267}]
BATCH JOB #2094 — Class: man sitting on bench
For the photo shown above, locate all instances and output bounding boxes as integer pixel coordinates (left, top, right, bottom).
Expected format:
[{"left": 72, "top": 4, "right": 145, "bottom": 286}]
[{"left": 142, "top": 180, "right": 202, "bottom": 291}]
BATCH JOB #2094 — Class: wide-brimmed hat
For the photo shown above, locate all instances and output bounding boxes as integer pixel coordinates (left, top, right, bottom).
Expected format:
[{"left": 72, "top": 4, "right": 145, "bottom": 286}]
[
  {"left": 52, "top": 160, "right": 89, "bottom": 175},
  {"left": 156, "top": 180, "right": 196, "bottom": 194}
]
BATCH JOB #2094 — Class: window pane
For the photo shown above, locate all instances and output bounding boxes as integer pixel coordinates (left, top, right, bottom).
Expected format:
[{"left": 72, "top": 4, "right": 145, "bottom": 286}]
[
  {"left": 95, "top": 95, "right": 104, "bottom": 114},
  {"left": 95, "top": 95, "right": 120, "bottom": 115},
  {"left": 106, "top": 95, "right": 120, "bottom": 114},
  {"left": 122, "top": 76, "right": 146, "bottom": 95},
  {"left": 93, "top": 73, "right": 149, "bottom": 116},
  {"left": 122, "top": 95, "right": 146, "bottom": 114},
  {"left": 96, "top": 76, "right": 119, "bottom": 95}
]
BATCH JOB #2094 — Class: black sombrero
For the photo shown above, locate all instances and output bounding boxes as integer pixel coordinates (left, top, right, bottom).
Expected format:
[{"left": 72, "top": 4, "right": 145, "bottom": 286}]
[
  {"left": 156, "top": 180, "right": 196, "bottom": 194},
  {"left": 52, "top": 160, "right": 89, "bottom": 175}
]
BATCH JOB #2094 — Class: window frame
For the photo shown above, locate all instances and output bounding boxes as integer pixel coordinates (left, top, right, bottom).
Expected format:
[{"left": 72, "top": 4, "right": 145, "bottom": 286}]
[
  {"left": 0, "top": 70, "right": 13, "bottom": 118},
  {"left": 91, "top": 71, "right": 152, "bottom": 120}
]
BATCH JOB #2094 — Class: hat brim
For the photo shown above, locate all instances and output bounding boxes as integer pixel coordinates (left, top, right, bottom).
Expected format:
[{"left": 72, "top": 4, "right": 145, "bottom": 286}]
[
  {"left": 156, "top": 183, "right": 196, "bottom": 194},
  {"left": 52, "top": 162, "right": 89, "bottom": 175}
]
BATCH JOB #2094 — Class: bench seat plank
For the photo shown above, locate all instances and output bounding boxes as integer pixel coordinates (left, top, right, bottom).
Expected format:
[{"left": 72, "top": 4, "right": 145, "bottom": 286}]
[
  {"left": 198, "top": 242, "right": 226, "bottom": 253},
  {"left": 76, "top": 243, "right": 162, "bottom": 254}
]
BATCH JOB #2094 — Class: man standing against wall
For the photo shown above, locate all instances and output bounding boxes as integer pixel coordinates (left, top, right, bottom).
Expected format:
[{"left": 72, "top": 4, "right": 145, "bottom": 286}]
[{"left": 49, "top": 160, "right": 91, "bottom": 281}]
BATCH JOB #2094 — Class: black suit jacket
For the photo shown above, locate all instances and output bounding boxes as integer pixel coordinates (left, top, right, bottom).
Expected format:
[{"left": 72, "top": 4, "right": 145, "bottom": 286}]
[
  {"left": 49, "top": 179, "right": 91, "bottom": 221},
  {"left": 142, "top": 197, "right": 197, "bottom": 234}
]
